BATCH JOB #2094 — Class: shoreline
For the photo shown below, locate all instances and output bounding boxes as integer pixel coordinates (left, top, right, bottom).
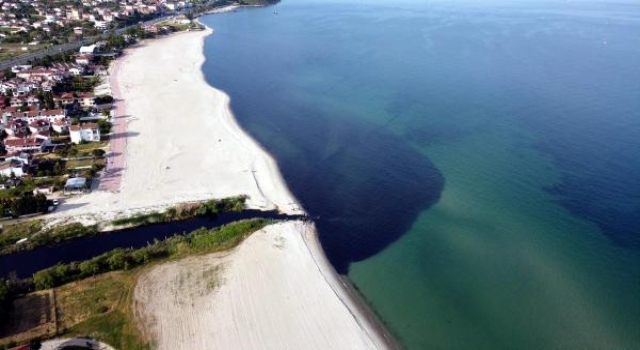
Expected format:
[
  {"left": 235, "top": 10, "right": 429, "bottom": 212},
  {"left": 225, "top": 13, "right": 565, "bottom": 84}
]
[
  {"left": 41, "top": 14, "right": 396, "bottom": 348},
  {"left": 301, "top": 222, "right": 401, "bottom": 350},
  {"left": 194, "top": 21, "right": 396, "bottom": 349},
  {"left": 193, "top": 21, "right": 395, "bottom": 347}
]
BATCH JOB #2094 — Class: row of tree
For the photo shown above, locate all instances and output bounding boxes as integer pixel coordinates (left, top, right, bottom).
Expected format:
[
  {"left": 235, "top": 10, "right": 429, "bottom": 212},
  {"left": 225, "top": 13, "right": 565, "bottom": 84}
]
[
  {"left": 32, "top": 218, "right": 269, "bottom": 290},
  {"left": 0, "top": 192, "right": 49, "bottom": 218}
]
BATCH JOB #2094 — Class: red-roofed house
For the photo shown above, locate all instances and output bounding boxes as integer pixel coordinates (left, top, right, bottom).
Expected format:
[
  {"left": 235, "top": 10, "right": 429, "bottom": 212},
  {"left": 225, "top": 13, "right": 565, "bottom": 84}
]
[
  {"left": 4, "top": 136, "right": 50, "bottom": 153},
  {"left": 29, "top": 120, "right": 50, "bottom": 134}
]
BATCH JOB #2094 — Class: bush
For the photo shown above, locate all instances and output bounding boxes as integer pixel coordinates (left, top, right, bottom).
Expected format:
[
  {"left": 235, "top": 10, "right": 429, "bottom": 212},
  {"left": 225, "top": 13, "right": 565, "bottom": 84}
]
[
  {"left": 31, "top": 219, "right": 271, "bottom": 290},
  {"left": 110, "top": 196, "right": 247, "bottom": 228},
  {"left": 91, "top": 149, "right": 106, "bottom": 157}
]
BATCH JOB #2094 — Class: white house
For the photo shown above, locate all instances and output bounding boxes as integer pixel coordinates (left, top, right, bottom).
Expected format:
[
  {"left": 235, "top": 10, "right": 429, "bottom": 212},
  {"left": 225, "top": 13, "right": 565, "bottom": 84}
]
[
  {"left": 94, "top": 21, "right": 107, "bottom": 30},
  {"left": 75, "top": 54, "right": 93, "bottom": 65},
  {"left": 28, "top": 120, "right": 50, "bottom": 134},
  {"left": 69, "top": 123, "right": 100, "bottom": 143},
  {"left": 0, "top": 161, "right": 24, "bottom": 177},
  {"left": 51, "top": 119, "right": 68, "bottom": 133},
  {"left": 79, "top": 44, "right": 96, "bottom": 54},
  {"left": 3, "top": 135, "right": 50, "bottom": 153}
]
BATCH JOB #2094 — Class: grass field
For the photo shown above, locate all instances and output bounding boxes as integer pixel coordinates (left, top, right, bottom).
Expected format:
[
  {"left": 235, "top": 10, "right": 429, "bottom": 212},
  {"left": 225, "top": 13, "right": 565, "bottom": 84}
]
[
  {"left": 0, "top": 272, "right": 148, "bottom": 349},
  {"left": 59, "top": 272, "right": 149, "bottom": 350},
  {"left": 72, "top": 141, "right": 108, "bottom": 153},
  {"left": 1, "top": 219, "right": 272, "bottom": 348},
  {"left": 65, "top": 158, "right": 105, "bottom": 169}
]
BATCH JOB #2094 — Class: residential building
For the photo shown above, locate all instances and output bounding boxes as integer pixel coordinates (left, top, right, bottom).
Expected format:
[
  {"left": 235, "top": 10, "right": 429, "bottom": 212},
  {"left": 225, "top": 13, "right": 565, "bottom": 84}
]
[{"left": 69, "top": 122, "right": 100, "bottom": 143}]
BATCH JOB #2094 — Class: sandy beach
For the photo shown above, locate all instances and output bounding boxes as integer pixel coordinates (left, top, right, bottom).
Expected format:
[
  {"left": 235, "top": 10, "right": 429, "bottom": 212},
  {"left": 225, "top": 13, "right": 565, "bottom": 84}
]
[
  {"left": 135, "top": 221, "right": 389, "bottom": 350},
  {"left": 42, "top": 21, "right": 391, "bottom": 349},
  {"left": 50, "top": 26, "right": 302, "bottom": 224}
]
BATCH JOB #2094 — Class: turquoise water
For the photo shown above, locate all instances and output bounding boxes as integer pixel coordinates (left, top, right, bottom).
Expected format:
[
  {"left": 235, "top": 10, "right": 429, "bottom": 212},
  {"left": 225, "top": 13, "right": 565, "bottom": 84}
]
[{"left": 201, "top": 1, "right": 640, "bottom": 348}]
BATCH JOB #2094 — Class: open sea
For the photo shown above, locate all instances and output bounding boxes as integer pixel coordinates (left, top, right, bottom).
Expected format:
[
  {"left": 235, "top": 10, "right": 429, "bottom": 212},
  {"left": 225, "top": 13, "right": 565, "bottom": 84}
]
[{"left": 200, "top": 0, "right": 640, "bottom": 348}]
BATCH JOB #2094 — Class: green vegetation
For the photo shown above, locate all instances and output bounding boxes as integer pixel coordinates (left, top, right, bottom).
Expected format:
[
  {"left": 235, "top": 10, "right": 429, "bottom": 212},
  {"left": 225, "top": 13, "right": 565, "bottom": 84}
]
[
  {"left": 33, "top": 218, "right": 270, "bottom": 289},
  {"left": 0, "top": 219, "right": 42, "bottom": 252},
  {"left": 67, "top": 310, "right": 147, "bottom": 350},
  {"left": 55, "top": 272, "right": 147, "bottom": 349},
  {"left": 0, "top": 196, "right": 248, "bottom": 257},
  {"left": 0, "top": 192, "right": 49, "bottom": 218},
  {"left": 97, "top": 119, "right": 112, "bottom": 135},
  {"left": 0, "top": 222, "right": 98, "bottom": 256},
  {"left": 2, "top": 217, "right": 272, "bottom": 347},
  {"left": 111, "top": 196, "right": 247, "bottom": 227}
]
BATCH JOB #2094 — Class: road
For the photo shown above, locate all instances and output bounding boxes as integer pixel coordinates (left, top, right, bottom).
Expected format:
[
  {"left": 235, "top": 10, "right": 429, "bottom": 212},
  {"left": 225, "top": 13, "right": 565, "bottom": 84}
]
[
  {"left": 0, "top": 0, "right": 231, "bottom": 70},
  {"left": 0, "top": 13, "right": 178, "bottom": 71}
]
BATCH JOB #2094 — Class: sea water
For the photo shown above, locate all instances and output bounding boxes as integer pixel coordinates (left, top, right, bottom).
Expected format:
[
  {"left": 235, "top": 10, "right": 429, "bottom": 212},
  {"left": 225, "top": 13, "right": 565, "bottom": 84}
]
[{"left": 201, "top": 1, "right": 640, "bottom": 348}]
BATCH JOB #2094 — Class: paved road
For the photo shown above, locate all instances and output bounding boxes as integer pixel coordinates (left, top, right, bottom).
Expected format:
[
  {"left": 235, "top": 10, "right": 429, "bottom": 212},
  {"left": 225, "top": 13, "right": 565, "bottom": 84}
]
[
  {"left": 0, "top": 0, "right": 230, "bottom": 70},
  {"left": 0, "top": 14, "right": 177, "bottom": 71}
]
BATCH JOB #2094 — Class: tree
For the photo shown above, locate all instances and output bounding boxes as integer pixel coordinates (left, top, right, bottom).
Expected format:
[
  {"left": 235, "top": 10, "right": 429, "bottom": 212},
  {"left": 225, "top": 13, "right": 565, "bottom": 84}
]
[
  {"left": 34, "top": 193, "right": 48, "bottom": 213},
  {"left": 79, "top": 260, "right": 99, "bottom": 277},
  {"left": 97, "top": 119, "right": 112, "bottom": 134},
  {"left": 33, "top": 269, "right": 56, "bottom": 289},
  {"left": 9, "top": 199, "right": 21, "bottom": 218},
  {"left": 2, "top": 68, "right": 15, "bottom": 79},
  {"left": 91, "top": 149, "right": 106, "bottom": 158},
  {"left": 107, "top": 250, "right": 127, "bottom": 270},
  {"left": 41, "top": 91, "right": 55, "bottom": 110}
]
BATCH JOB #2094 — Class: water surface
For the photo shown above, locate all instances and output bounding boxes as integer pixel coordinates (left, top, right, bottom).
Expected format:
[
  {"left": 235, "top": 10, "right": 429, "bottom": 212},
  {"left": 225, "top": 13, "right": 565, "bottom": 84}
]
[{"left": 202, "top": 1, "right": 640, "bottom": 348}]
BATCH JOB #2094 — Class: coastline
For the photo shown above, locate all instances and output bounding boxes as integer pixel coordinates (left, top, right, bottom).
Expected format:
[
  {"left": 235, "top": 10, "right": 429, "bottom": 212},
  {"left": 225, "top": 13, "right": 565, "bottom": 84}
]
[
  {"left": 191, "top": 22, "right": 395, "bottom": 349},
  {"left": 44, "top": 18, "right": 395, "bottom": 348},
  {"left": 48, "top": 27, "right": 302, "bottom": 225},
  {"left": 135, "top": 221, "right": 391, "bottom": 349},
  {"left": 301, "top": 222, "right": 401, "bottom": 350}
]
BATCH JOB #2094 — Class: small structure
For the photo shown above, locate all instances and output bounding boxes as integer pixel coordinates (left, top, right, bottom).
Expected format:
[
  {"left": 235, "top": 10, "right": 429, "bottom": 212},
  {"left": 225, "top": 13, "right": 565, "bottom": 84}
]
[
  {"left": 75, "top": 54, "right": 93, "bottom": 65},
  {"left": 69, "top": 123, "right": 100, "bottom": 144},
  {"left": 79, "top": 44, "right": 96, "bottom": 54},
  {"left": 33, "top": 186, "right": 53, "bottom": 195},
  {"left": 0, "top": 159, "right": 25, "bottom": 177},
  {"left": 63, "top": 177, "right": 88, "bottom": 195}
]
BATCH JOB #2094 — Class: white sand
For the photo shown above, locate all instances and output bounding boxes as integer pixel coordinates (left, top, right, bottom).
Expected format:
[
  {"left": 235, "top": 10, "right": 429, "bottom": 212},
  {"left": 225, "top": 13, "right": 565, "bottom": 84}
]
[
  {"left": 50, "top": 28, "right": 302, "bottom": 224},
  {"left": 46, "top": 24, "right": 390, "bottom": 349},
  {"left": 134, "top": 221, "right": 388, "bottom": 350}
]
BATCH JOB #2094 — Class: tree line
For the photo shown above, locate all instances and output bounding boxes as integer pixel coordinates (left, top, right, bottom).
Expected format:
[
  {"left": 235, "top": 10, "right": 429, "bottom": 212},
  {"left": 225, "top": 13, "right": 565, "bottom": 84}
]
[{"left": 32, "top": 218, "right": 270, "bottom": 290}]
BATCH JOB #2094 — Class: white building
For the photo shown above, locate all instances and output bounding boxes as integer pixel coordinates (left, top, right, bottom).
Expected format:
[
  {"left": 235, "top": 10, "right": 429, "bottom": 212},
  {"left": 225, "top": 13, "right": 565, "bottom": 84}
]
[
  {"left": 69, "top": 123, "right": 100, "bottom": 143},
  {"left": 79, "top": 44, "right": 96, "bottom": 54}
]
